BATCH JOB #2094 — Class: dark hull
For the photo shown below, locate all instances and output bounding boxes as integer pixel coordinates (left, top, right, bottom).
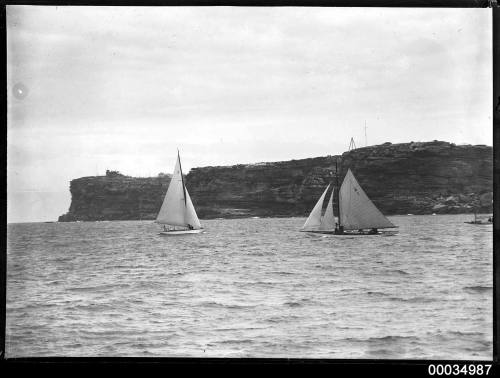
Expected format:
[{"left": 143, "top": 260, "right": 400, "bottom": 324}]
[
  {"left": 464, "top": 221, "right": 492, "bottom": 225},
  {"left": 301, "top": 229, "right": 398, "bottom": 236}
]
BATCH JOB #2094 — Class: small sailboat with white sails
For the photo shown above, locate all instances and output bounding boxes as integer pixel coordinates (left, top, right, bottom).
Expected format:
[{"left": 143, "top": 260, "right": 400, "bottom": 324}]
[
  {"left": 301, "top": 163, "right": 397, "bottom": 236},
  {"left": 155, "top": 151, "right": 204, "bottom": 235}
]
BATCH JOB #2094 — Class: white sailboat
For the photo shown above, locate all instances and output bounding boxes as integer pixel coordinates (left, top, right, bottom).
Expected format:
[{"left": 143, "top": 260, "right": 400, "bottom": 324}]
[
  {"left": 301, "top": 168, "right": 397, "bottom": 235},
  {"left": 155, "top": 151, "right": 204, "bottom": 235}
]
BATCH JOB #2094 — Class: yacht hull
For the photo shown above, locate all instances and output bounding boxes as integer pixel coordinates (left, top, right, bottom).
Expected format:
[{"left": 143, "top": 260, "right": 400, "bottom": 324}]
[
  {"left": 302, "top": 229, "right": 398, "bottom": 236},
  {"left": 159, "top": 229, "right": 204, "bottom": 236}
]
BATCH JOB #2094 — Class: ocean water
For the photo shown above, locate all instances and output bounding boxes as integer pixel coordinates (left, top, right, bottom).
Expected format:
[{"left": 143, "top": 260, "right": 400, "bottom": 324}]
[{"left": 6, "top": 214, "right": 492, "bottom": 359}]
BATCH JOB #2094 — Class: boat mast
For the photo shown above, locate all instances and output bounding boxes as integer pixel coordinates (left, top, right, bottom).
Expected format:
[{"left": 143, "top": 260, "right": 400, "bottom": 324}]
[
  {"left": 336, "top": 158, "right": 342, "bottom": 230},
  {"left": 177, "top": 149, "right": 187, "bottom": 207}
]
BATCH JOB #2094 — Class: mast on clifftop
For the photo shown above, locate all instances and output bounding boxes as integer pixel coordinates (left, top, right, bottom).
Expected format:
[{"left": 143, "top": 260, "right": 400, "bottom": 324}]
[
  {"left": 349, "top": 137, "right": 356, "bottom": 151},
  {"left": 364, "top": 121, "right": 368, "bottom": 147}
]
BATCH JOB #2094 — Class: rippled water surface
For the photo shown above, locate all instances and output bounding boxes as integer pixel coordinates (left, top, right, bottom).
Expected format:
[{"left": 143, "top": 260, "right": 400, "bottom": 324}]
[{"left": 6, "top": 215, "right": 492, "bottom": 359}]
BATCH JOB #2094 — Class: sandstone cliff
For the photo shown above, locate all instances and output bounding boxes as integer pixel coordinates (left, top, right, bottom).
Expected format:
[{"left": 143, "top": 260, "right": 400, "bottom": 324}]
[
  {"left": 337, "top": 141, "right": 492, "bottom": 216},
  {"left": 58, "top": 141, "right": 492, "bottom": 222},
  {"left": 58, "top": 171, "right": 171, "bottom": 222}
]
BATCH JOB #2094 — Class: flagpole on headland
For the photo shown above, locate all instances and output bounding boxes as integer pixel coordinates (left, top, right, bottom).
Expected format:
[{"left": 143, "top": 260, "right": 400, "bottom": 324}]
[{"left": 365, "top": 120, "right": 368, "bottom": 147}]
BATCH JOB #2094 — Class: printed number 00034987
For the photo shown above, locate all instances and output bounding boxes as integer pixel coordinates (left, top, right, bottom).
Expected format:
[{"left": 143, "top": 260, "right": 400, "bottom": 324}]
[{"left": 428, "top": 365, "right": 492, "bottom": 375}]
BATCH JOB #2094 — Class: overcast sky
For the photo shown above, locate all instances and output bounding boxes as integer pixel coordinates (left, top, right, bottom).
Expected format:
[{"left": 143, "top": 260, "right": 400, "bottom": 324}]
[{"left": 7, "top": 6, "right": 492, "bottom": 222}]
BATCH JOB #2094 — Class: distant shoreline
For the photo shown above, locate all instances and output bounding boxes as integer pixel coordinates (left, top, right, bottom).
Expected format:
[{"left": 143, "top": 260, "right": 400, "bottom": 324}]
[
  {"left": 7, "top": 212, "right": 494, "bottom": 225},
  {"left": 57, "top": 141, "right": 492, "bottom": 223}
]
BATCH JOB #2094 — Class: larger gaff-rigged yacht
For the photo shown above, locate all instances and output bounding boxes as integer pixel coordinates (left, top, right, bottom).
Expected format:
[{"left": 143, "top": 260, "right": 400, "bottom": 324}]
[
  {"left": 301, "top": 168, "right": 397, "bottom": 236},
  {"left": 155, "top": 151, "right": 204, "bottom": 235}
]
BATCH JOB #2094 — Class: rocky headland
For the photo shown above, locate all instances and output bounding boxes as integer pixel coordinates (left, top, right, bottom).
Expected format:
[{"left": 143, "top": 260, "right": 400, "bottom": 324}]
[
  {"left": 58, "top": 170, "right": 171, "bottom": 222},
  {"left": 58, "top": 141, "right": 492, "bottom": 222}
]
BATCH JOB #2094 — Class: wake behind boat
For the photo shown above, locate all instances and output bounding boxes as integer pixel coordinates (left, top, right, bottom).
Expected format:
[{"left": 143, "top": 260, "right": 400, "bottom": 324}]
[
  {"left": 155, "top": 151, "right": 204, "bottom": 235},
  {"left": 301, "top": 165, "right": 397, "bottom": 236}
]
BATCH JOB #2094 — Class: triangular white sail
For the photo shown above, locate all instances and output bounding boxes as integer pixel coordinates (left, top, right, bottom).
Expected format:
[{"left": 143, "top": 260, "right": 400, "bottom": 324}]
[
  {"left": 184, "top": 188, "right": 202, "bottom": 229},
  {"left": 156, "top": 154, "right": 185, "bottom": 226},
  {"left": 339, "top": 169, "right": 395, "bottom": 230},
  {"left": 155, "top": 153, "right": 202, "bottom": 229},
  {"left": 301, "top": 184, "right": 330, "bottom": 231},
  {"left": 319, "top": 189, "right": 336, "bottom": 231}
]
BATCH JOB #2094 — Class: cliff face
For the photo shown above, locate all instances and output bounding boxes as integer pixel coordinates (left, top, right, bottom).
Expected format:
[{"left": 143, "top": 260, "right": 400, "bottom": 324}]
[
  {"left": 187, "top": 156, "right": 339, "bottom": 219},
  {"left": 188, "top": 141, "right": 492, "bottom": 218},
  {"left": 58, "top": 173, "right": 171, "bottom": 222},
  {"left": 58, "top": 141, "right": 492, "bottom": 222},
  {"left": 337, "top": 141, "right": 492, "bottom": 215}
]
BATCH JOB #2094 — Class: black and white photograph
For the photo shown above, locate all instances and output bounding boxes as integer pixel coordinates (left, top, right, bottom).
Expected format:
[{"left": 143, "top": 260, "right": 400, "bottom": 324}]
[{"left": 5, "top": 4, "right": 494, "bottom": 361}]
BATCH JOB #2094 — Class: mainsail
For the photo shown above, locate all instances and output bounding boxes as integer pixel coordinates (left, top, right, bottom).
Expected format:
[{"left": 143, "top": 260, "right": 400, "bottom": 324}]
[
  {"left": 301, "top": 184, "right": 330, "bottom": 231},
  {"left": 155, "top": 153, "right": 202, "bottom": 229},
  {"left": 339, "top": 169, "right": 395, "bottom": 230}
]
